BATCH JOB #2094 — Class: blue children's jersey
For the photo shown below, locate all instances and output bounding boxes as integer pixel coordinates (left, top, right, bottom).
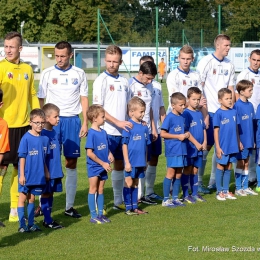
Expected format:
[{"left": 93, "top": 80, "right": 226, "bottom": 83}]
[
  {"left": 122, "top": 119, "right": 151, "bottom": 167},
  {"left": 18, "top": 131, "right": 50, "bottom": 186},
  {"left": 161, "top": 112, "right": 188, "bottom": 156},
  {"left": 233, "top": 99, "right": 255, "bottom": 149},
  {"left": 85, "top": 128, "right": 110, "bottom": 175},
  {"left": 41, "top": 129, "right": 64, "bottom": 179},
  {"left": 182, "top": 108, "right": 205, "bottom": 158},
  {"left": 255, "top": 104, "right": 260, "bottom": 148},
  {"left": 213, "top": 108, "right": 239, "bottom": 155}
]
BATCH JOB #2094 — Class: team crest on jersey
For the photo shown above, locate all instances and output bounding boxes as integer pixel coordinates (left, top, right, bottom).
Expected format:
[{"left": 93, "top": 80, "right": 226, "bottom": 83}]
[
  {"left": 124, "top": 85, "right": 128, "bottom": 92},
  {"left": 224, "top": 70, "right": 228, "bottom": 76},
  {"left": 52, "top": 78, "right": 58, "bottom": 85},
  {"left": 71, "top": 78, "right": 78, "bottom": 85},
  {"left": 213, "top": 69, "right": 216, "bottom": 75},
  {"left": 251, "top": 78, "right": 255, "bottom": 84},
  {"left": 183, "top": 80, "right": 186, "bottom": 86},
  {"left": 24, "top": 73, "right": 29, "bottom": 80},
  {"left": 193, "top": 80, "right": 198, "bottom": 87},
  {"left": 110, "top": 85, "right": 114, "bottom": 91},
  {"left": 7, "top": 72, "right": 13, "bottom": 79},
  {"left": 137, "top": 91, "right": 142, "bottom": 97}
]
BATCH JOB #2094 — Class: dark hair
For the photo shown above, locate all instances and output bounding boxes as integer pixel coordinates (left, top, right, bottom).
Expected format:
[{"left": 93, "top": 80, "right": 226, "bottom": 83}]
[
  {"left": 140, "top": 55, "right": 154, "bottom": 63},
  {"left": 250, "top": 49, "right": 260, "bottom": 57},
  {"left": 128, "top": 96, "right": 146, "bottom": 111},
  {"left": 214, "top": 34, "right": 230, "bottom": 47},
  {"left": 170, "top": 92, "right": 186, "bottom": 105},
  {"left": 4, "top": 31, "right": 22, "bottom": 46},
  {"left": 105, "top": 45, "right": 122, "bottom": 60},
  {"left": 187, "top": 87, "right": 202, "bottom": 98},
  {"left": 42, "top": 103, "right": 60, "bottom": 116},
  {"left": 0, "top": 89, "right": 3, "bottom": 102},
  {"left": 139, "top": 61, "right": 157, "bottom": 76},
  {"left": 236, "top": 80, "right": 253, "bottom": 94},
  {"left": 30, "top": 109, "right": 45, "bottom": 121},
  {"left": 87, "top": 105, "right": 105, "bottom": 123},
  {"left": 55, "top": 41, "right": 72, "bottom": 54},
  {"left": 218, "top": 88, "right": 232, "bottom": 99}
]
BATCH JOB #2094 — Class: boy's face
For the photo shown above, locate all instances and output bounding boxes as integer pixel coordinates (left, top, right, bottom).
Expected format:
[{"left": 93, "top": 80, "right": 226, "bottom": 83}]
[
  {"left": 131, "top": 105, "right": 145, "bottom": 122},
  {"left": 105, "top": 53, "right": 122, "bottom": 76},
  {"left": 241, "top": 86, "right": 253, "bottom": 99},
  {"left": 172, "top": 99, "right": 186, "bottom": 115},
  {"left": 94, "top": 112, "right": 105, "bottom": 126},
  {"left": 46, "top": 110, "right": 60, "bottom": 126},
  {"left": 188, "top": 92, "right": 201, "bottom": 110},
  {"left": 30, "top": 116, "right": 46, "bottom": 134},
  {"left": 178, "top": 52, "right": 194, "bottom": 72},
  {"left": 219, "top": 93, "right": 232, "bottom": 109}
]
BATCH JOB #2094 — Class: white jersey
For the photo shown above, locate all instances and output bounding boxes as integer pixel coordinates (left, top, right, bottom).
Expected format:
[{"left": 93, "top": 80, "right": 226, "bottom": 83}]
[
  {"left": 166, "top": 67, "right": 202, "bottom": 113},
  {"left": 129, "top": 77, "right": 153, "bottom": 134},
  {"left": 151, "top": 80, "right": 164, "bottom": 134},
  {"left": 93, "top": 71, "right": 130, "bottom": 136},
  {"left": 196, "top": 54, "right": 235, "bottom": 113},
  {"left": 236, "top": 68, "right": 260, "bottom": 112},
  {"left": 38, "top": 65, "right": 88, "bottom": 116}
]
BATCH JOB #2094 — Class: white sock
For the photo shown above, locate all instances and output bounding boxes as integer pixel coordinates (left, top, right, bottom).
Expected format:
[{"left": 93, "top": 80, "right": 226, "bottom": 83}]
[
  {"left": 209, "top": 151, "right": 216, "bottom": 185},
  {"left": 10, "top": 208, "right": 17, "bottom": 216},
  {"left": 145, "top": 165, "right": 156, "bottom": 195},
  {"left": 111, "top": 170, "right": 124, "bottom": 206},
  {"left": 65, "top": 168, "right": 77, "bottom": 210},
  {"left": 249, "top": 150, "right": 257, "bottom": 181},
  {"left": 138, "top": 177, "right": 145, "bottom": 199},
  {"left": 198, "top": 150, "right": 209, "bottom": 184}
]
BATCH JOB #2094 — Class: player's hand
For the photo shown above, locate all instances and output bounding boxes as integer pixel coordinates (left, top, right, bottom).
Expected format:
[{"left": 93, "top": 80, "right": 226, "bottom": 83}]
[
  {"left": 195, "top": 143, "right": 203, "bottom": 151},
  {"left": 79, "top": 124, "right": 88, "bottom": 138},
  {"left": 199, "top": 96, "right": 207, "bottom": 107},
  {"left": 202, "top": 142, "right": 207, "bottom": 151},
  {"left": 125, "top": 162, "right": 132, "bottom": 172},
  {"left": 117, "top": 121, "right": 133, "bottom": 132},
  {"left": 178, "top": 134, "right": 187, "bottom": 141},
  {"left": 108, "top": 153, "right": 114, "bottom": 164},
  {"left": 204, "top": 117, "right": 210, "bottom": 129},
  {"left": 102, "top": 162, "right": 112, "bottom": 172},
  {"left": 216, "top": 148, "right": 224, "bottom": 159},
  {"left": 152, "top": 130, "right": 158, "bottom": 142},
  {"left": 19, "top": 176, "right": 25, "bottom": 186}
]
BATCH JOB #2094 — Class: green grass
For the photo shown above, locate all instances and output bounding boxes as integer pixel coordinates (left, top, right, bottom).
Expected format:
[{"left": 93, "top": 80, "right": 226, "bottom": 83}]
[{"left": 1, "top": 80, "right": 259, "bottom": 259}]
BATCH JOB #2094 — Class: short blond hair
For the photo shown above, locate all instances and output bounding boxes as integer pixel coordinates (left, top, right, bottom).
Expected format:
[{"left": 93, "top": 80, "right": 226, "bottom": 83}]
[
  {"left": 128, "top": 96, "right": 146, "bottom": 111},
  {"left": 179, "top": 45, "right": 194, "bottom": 56},
  {"left": 87, "top": 105, "right": 105, "bottom": 123}
]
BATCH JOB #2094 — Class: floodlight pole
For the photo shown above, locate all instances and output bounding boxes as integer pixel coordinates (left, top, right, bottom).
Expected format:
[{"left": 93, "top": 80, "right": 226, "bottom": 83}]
[
  {"left": 156, "top": 6, "right": 158, "bottom": 81},
  {"left": 97, "top": 9, "right": 100, "bottom": 75},
  {"left": 218, "top": 5, "right": 221, "bottom": 34}
]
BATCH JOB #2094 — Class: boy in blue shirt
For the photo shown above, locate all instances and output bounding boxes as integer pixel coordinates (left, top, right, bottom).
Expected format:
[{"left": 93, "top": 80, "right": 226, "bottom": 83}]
[
  {"left": 41, "top": 103, "right": 64, "bottom": 229},
  {"left": 254, "top": 101, "right": 260, "bottom": 192},
  {"left": 161, "top": 92, "right": 190, "bottom": 207},
  {"left": 234, "top": 80, "right": 257, "bottom": 196},
  {"left": 181, "top": 87, "right": 207, "bottom": 203},
  {"left": 214, "top": 88, "right": 242, "bottom": 201},
  {"left": 17, "top": 109, "right": 50, "bottom": 232},
  {"left": 86, "top": 105, "right": 114, "bottom": 224},
  {"left": 122, "top": 97, "right": 151, "bottom": 215}
]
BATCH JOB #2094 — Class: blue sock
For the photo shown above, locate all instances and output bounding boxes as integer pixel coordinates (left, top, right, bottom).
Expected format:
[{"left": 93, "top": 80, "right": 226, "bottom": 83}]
[
  {"left": 41, "top": 197, "right": 52, "bottom": 224},
  {"left": 172, "top": 178, "right": 181, "bottom": 200},
  {"left": 191, "top": 174, "right": 198, "bottom": 196},
  {"left": 235, "top": 171, "right": 242, "bottom": 190},
  {"left": 27, "top": 203, "right": 35, "bottom": 227},
  {"left": 97, "top": 193, "right": 104, "bottom": 216},
  {"left": 123, "top": 187, "right": 132, "bottom": 211},
  {"left": 223, "top": 169, "right": 231, "bottom": 193},
  {"left": 257, "top": 165, "right": 260, "bottom": 187},
  {"left": 163, "top": 177, "right": 172, "bottom": 201},
  {"left": 215, "top": 168, "right": 223, "bottom": 193},
  {"left": 17, "top": 206, "right": 26, "bottom": 228},
  {"left": 48, "top": 196, "right": 53, "bottom": 210},
  {"left": 181, "top": 174, "right": 190, "bottom": 198},
  {"left": 242, "top": 171, "right": 248, "bottom": 189},
  {"left": 88, "top": 193, "right": 97, "bottom": 218},
  {"left": 131, "top": 187, "right": 138, "bottom": 210}
]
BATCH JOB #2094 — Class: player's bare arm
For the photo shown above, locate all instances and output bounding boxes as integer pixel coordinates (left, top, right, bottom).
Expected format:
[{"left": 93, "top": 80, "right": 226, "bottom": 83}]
[
  {"left": 104, "top": 110, "right": 133, "bottom": 131},
  {"left": 79, "top": 96, "right": 89, "bottom": 137}
]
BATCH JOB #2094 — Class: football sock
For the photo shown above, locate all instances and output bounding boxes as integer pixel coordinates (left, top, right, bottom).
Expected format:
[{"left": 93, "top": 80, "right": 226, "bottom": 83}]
[
  {"left": 17, "top": 207, "right": 26, "bottom": 228},
  {"left": 48, "top": 196, "right": 53, "bottom": 212},
  {"left": 235, "top": 169, "right": 243, "bottom": 190},
  {"left": 0, "top": 168, "right": 7, "bottom": 195},
  {"left": 145, "top": 165, "right": 156, "bottom": 195},
  {"left": 172, "top": 178, "right": 181, "bottom": 200},
  {"left": 65, "top": 168, "right": 77, "bottom": 210},
  {"left": 97, "top": 193, "right": 104, "bottom": 216},
  {"left": 123, "top": 187, "right": 132, "bottom": 211},
  {"left": 191, "top": 174, "right": 198, "bottom": 196},
  {"left": 198, "top": 150, "right": 209, "bottom": 184},
  {"left": 215, "top": 168, "right": 223, "bottom": 193},
  {"left": 111, "top": 170, "right": 124, "bottom": 206},
  {"left": 181, "top": 174, "right": 189, "bottom": 198},
  {"left": 41, "top": 197, "right": 52, "bottom": 224},
  {"left": 131, "top": 187, "right": 138, "bottom": 210},
  {"left": 242, "top": 170, "right": 249, "bottom": 189},
  {"left": 223, "top": 169, "right": 231, "bottom": 193},
  {"left": 257, "top": 165, "right": 260, "bottom": 187},
  {"left": 209, "top": 151, "right": 216, "bottom": 185},
  {"left": 10, "top": 168, "right": 19, "bottom": 209},
  {"left": 163, "top": 177, "right": 172, "bottom": 202},
  {"left": 138, "top": 176, "right": 145, "bottom": 199},
  {"left": 27, "top": 203, "right": 35, "bottom": 227},
  {"left": 88, "top": 193, "right": 97, "bottom": 218}
]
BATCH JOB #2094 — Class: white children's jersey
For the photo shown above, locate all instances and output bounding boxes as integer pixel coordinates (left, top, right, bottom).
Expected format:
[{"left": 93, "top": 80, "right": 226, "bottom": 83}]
[
  {"left": 196, "top": 54, "right": 236, "bottom": 113},
  {"left": 166, "top": 67, "right": 202, "bottom": 112},
  {"left": 38, "top": 65, "right": 88, "bottom": 116},
  {"left": 93, "top": 71, "right": 130, "bottom": 136},
  {"left": 236, "top": 68, "right": 260, "bottom": 112},
  {"left": 129, "top": 77, "right": 153, "bottom": 134},
  {"left": 151, "top": 80, "right": 164, "bottom": 134}
]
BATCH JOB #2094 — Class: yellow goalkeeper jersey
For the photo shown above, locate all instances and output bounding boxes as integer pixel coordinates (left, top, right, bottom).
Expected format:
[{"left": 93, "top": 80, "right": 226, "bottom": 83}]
[{"left": 0, "top": 59, "right": 39, "bottom": 128}]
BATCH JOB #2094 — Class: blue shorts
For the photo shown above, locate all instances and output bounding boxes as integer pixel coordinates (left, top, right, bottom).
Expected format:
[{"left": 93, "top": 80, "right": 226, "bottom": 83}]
[
  {"left": 54, "top": 116, "right": 81, "bottom": 158},
  {"left": 237, "top": 148, "right": 252, "bottom": 160},
  {"left": 18, "top": 184, "right": 45, "bottom": 195},
  {"left": 124, "top": 167, "right": 145, "bottom": 179},
  {"left": 42, "top": 178, "right": 63, "bottom": 193},
  {"left": 216, "top": 153, "right": 237, "bottom": 165},
  {"left": 207, "top": 112, "right": 214, "bottom": 146},
  {"left": 88, "top": 170, "right": 108, "bottom": 181},
  {"left": 151, "top": 134, "right": 162, "bottom": 156},
  {"left": 108, "top": 135, "right": 123, "bottom": 160},
  {"left": 184, "top": 156, "right": 203, "bottom": 168},
  {"left": 166, "top": 156, "right": 185, "bottom": 168}
]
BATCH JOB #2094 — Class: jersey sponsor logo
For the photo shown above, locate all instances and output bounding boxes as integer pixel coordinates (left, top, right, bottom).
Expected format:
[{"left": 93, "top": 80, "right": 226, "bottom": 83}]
[
  {"left": 97, "top": 143, "right": 106, "bottom": 150},
  {"left": 174, "top": 125, "right": 182, "bottom": 132},
  {"left": 61, "top": 78, "right": 68, "bottom": 85},
  {"left": 242, "top": 114, "right": 249, "bottom": 120},
  {"left": 24, "top": 73, "right": 29, "bottom": 80},
  {"left": 71, "top": 78, "right": 78, "bottom": 85},
  {"left": 109, "top": 85, "right": 114, "bottom": 91},
  {"left": 213, "top": 69, "right": 216, "bottom": 75},
  {"left": 52, "top": 78, "right": 58, "bottom": 85},
  {"left": 7, "top": 72, "right": 13, "bottom": 79},
  {"left": 29, "top": 149, "right": 39, "bottom": 156},
  {"left": 233, "top": 116, "right": 236, "bottom": 121},
  {"left": 133, "top": 134, "right": 141, "bottom": 141},
  {"left": 251, "top": 78, "right": 255, "bottom": 84},
  {"left": 137, "top": 91, "right": 142, "bottom": 97},
  {"left": 118, "top": 85, "right": 122, "bottom": 91},
  {"left": 221, "top": 118, "right": 229, "bottom": 125},
  {"left": 50, "top": 143, "right": 57, "bottom": 149},
  {"left": 190, "top": 121, "right": 197, "bottom": 127},
  {"left": 224, "top": 69, "right": 228, "bottom": 76}
]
